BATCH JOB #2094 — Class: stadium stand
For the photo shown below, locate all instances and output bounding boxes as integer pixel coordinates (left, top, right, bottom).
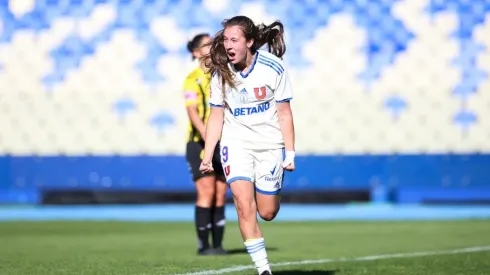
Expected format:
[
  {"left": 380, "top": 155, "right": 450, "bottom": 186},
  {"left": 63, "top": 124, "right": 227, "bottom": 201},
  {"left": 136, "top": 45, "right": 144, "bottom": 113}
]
[{"left": 0, "top": 0, "right": 489, "bottom": 204}]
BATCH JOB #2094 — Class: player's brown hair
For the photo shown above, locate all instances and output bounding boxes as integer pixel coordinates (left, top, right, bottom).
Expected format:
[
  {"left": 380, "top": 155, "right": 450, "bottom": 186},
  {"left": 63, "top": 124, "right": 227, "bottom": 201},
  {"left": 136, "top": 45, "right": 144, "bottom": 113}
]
[{"left": 201, "top": 15, "right": 286, "bottom": 94}]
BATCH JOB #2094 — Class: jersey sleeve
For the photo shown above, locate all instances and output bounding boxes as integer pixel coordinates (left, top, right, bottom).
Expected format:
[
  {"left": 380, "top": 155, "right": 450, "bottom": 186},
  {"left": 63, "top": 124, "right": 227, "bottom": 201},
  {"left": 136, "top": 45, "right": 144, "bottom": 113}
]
[
  {"left": 183, "top": 75, "right": 199, "bottom": 107},
  {"left": 273, "top": 67, "right": 293, "bottom": 103},
  {"left": 209, "top": 74, "right": 225, "bottom": 107}
]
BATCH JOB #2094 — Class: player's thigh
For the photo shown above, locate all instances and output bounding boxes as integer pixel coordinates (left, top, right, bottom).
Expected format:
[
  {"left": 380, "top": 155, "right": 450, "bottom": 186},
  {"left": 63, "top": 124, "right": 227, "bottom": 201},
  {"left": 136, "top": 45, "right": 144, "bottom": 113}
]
[
  {"left": 218, "top": 140, "right": 254, "bottom": 186},
  {"left": 212, "top": 149, "right": 228, "bottom": 206},
  {"left": 253, "top": 148, "right": 285, "bottom": 212},
  {"left": 219, "top": 140, "right": 256, "bottom": 208},
  {"left": 229, "top": 179, "right": 256, "bottom": 209}
]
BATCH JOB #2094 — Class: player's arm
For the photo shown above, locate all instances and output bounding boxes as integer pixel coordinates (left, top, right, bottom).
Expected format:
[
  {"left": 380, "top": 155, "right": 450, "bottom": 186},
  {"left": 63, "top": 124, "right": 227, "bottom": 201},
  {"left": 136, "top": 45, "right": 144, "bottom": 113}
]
[
  {"left": 202, "top": 106, "right": 224, "bottom": 163},
  {"left": 276, "top": 102, "right": 295, "bottom": 152},
  {"left": 274, "top": 67, "right": 296, "bottom": 170},
  {"left": 200, "top": 76, "right": 225, "bottom": 172},
  {"left": 185, "top": 101, "right": 206, "bottom": 140},
  {"left": 183, "top": 77, "right": 207, "bottom": 139}
]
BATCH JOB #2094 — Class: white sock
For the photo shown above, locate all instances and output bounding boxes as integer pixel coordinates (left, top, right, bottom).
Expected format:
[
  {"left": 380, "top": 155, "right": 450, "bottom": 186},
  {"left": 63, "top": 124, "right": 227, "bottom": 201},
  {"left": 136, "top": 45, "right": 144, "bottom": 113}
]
[{"left": 244, "top": 237, "right": 271, "bottom": 274}]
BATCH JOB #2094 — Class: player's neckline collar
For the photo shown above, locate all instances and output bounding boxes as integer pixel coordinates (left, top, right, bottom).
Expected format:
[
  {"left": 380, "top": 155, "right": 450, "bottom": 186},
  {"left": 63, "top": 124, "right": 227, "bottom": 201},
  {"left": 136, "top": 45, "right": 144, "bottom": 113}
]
[{"left": 233, "top": 52, "right": 258, "bottom": 78}]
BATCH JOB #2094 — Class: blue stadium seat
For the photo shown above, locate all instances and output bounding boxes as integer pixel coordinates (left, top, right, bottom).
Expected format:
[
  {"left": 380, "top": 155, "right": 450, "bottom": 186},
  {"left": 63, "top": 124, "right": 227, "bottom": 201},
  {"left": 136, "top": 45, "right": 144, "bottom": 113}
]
[
  {"left": 150, "top": 111, "right": 175, "bottom": 133},
  {"left": 263, "top": 0, "right": 288, "bottom": 16},
  {"left": 345, "top": 0, "right": 358, "bottom": 13},
  {"left": 453, "top": 110, "right": 477, "bottom": 129},
  {"left": 22, "top": 11, "right": 49, "bottom": 31},
  {"left": 458, "top": 0, "right": 472, "bottom": 13},
  {"left": 115, "top": 6, "right": 139, "bottom": 28},
  {"left": 65, "top": 0, "right": 93, "bottom": 17},
  {"left": 143, "top": 0, "right": 157, "bottom": 5},
  {"left": 140, "top": 7, "right": 157, "bottom": 23},
  {"left": 43, "top": 0, "right": 61, "bottom": 8},
  {"left": 143, "top": 40, "right": 167, "bottom": 57},
  {"left": 445, "top": 0, "right": 460, "bottom": 10},
  {"left": 138, "top": 64, "right": 164, "bottom": 83},
  {"left": 136, "top": 59, "right": 158, "bottom": 73},
  {"left": 384, "top": 95, "right": 407, "bottom": 119},
  {"left": 118, "top": 0, "right": 134, "bottom": 6},
  {"left": 329, "top": 0, "right": 344, "bottom": 12},
  {"left": 42, "top": 73, "right": 65, "bottom": 88},
  {"left": 188, "top": 8, "right": 214, "bottom": 28},
  {"left": 470, "top": 1, "right": 489, "bottom": 18},
  {"left": 0, "top": 22, "right": 14, "bottom": 42},
  {"left": 453, "top": 69, "right": 487, "bottom": 98},
  {"left": 392, "top": 22, "right": 413, "bottom": 50},
  {"left": 311, "top": 4, "right": 331, "bottom": 25},
  {"left": 354, "top": 10, "right": 370, "bottom": 26},
  {"left": 113, "top": 98, "right": 136, "bottom": 118},
  {"left": 89, "top": 26, "right": 114, "bottom": 45}
]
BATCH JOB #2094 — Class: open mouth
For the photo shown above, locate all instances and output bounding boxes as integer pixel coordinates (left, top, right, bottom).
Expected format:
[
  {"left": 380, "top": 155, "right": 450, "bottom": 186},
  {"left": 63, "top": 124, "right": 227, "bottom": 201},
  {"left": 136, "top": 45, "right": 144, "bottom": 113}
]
[{"left": 227, "top": 52, "right": 236, "bottom": 59}]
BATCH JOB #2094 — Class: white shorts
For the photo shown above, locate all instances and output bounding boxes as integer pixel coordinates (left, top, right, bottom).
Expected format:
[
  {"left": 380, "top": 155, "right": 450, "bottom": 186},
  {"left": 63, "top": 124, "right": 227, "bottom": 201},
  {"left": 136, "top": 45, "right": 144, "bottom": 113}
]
[{"left": 218, "top": 140, "right": 285, "bottom": 195}]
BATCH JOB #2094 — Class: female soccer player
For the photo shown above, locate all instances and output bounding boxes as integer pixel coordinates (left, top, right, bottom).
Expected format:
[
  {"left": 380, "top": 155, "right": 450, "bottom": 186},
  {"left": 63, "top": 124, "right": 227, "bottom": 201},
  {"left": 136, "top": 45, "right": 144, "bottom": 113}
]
[
  {"left": 199, "top": 16, "right": 295, "bottom": 275},
  {"left": 183, "top": 33, "right": 228, "bottom": 256}
]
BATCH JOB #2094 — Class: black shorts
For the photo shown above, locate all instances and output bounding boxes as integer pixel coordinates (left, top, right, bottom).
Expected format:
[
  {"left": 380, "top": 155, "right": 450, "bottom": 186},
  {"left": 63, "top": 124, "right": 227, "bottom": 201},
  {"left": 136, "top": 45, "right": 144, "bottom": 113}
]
[{"left": 186, "top": 141, "right": 225, "bottom": 182}]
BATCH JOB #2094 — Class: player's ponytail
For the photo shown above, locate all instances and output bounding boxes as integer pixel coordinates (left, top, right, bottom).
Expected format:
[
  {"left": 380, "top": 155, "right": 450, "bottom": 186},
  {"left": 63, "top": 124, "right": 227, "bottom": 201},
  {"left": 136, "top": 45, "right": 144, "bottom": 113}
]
[
  {"left": 200, "top": 16, "right": 287, "bottom": 95},
  {"left": 254, "top": 21, "right": 286, "bottom": 59}
]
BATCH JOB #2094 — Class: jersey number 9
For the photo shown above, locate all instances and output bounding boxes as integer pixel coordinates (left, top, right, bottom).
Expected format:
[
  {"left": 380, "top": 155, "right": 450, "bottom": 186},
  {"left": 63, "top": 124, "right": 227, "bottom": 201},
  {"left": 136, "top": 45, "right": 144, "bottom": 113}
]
[{"left": 221, "top": 146, "right": 229, "bottom": 163}]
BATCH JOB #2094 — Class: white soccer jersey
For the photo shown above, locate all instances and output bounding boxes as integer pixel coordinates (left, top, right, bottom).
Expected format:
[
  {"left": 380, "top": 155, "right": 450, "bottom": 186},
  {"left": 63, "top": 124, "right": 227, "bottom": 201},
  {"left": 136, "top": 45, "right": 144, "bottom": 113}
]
[{"left": 209, "top": 50, "right": 293, "bottom": 150}]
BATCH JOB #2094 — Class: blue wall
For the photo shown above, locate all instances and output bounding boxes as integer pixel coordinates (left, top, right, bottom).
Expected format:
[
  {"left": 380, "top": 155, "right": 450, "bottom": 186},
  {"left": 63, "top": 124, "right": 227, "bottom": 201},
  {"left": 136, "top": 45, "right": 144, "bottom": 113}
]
[{"left": 1, "top": 154, "right": 489, "bottom": 204}]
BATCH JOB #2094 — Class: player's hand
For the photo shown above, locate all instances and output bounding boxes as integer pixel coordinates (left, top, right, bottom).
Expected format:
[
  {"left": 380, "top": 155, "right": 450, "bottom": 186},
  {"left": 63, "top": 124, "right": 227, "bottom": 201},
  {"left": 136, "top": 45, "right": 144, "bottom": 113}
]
[
  {"left": 199, "top": 160, "right": 214, "bottom": 173},
  {"left": 283, "top": 162, "right": 295, "bottom": 172},
  {"left": 281, "top": 150, "right": 295, "bottom": 172}
]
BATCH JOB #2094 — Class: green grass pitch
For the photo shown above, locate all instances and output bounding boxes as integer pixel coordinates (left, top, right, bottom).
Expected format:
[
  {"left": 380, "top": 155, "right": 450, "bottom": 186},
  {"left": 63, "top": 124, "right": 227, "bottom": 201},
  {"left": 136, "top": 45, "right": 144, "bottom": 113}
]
[{"left": 0, "top": 220, "right": 489, "bottom": 275}]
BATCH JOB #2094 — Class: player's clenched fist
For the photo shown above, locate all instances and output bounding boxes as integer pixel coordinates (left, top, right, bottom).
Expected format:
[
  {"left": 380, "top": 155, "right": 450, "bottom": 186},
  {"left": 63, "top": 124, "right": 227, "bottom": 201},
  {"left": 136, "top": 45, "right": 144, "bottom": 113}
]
[
  {"left": 199, "top": 160, "right": 214, "bottom": 173},
  {"left": 281, "top": 151, "right": 296, "bottom": 172},
  {"left": 282, "top": 162, "right": 295, "bottom": 172}
]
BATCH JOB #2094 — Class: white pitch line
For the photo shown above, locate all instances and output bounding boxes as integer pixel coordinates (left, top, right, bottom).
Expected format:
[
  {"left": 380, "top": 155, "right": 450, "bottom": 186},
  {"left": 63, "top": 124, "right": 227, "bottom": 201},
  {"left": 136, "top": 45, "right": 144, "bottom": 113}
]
[{"left": 171, "top": 245, "right": 490, "bottom": 275}]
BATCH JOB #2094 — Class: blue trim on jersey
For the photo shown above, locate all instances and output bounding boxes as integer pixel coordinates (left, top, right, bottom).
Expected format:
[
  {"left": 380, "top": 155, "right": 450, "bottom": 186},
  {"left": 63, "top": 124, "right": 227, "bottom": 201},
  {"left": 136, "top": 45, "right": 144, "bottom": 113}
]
[
  {"left": 240, "top": 52, "right": 258, "bottom": 78},
  {"left": 227, "top": 176, "right": 252, "bottom": 184},
  {"left": 257, "top": 57, "right": 284, "bottom": 72},
  {"left": 209, "top": 103, "right": 224, "bottom": 107},
  {"left": 256, "top": 187, "right": 281, "bottom": 195},
  {"left": 257, "top": 60, "right": 282, "bottom": 75},
  {"left": 258, "top": 54, "right": 284, "bottom": 71},
  {"left": 276, "top": 97, "right": 292, "bottom": 102}
]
